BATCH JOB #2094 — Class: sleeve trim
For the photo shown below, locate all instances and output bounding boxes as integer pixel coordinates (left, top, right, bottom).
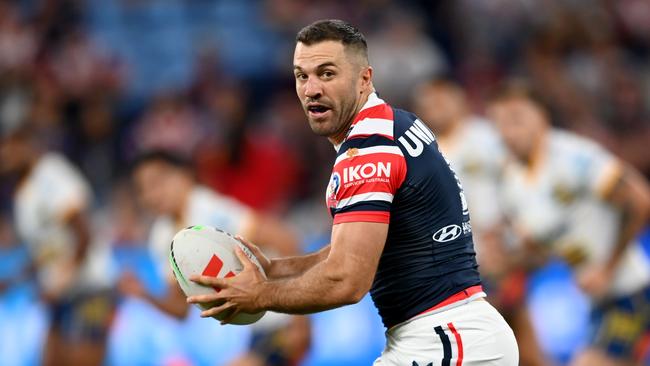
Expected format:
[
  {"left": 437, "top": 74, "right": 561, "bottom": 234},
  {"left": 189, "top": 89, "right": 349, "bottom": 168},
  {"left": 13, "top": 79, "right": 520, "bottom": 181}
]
[
  {"left": 596, "top": 160, "right": 624, "bottom": 199},
  {"left": 333, "top": 211, "right": 390, "bottom": 225}
]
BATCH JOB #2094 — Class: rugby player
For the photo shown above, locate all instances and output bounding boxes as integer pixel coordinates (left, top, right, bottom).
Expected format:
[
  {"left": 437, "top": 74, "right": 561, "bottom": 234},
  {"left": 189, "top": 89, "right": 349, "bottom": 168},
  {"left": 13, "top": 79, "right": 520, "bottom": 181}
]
[
  {"left": 414, "top": 78, "right": 548, "bottom": 366},
  {"left": 0, "top": 123, "right": 114, "bottom": 366},
  {"left": 130, "top": 150, "right": 309, "bottom": 366},
  {"left": 189, "top": 19, "right": 518, "bottom": 365},
  {"left": 487, "top": 80, "right": 650, "bottom": 366}
]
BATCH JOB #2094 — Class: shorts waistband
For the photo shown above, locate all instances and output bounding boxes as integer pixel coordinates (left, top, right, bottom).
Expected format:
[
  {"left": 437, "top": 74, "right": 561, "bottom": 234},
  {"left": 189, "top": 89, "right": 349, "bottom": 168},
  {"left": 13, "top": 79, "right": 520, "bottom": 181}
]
[
  {"left": 387, "top": 285, "right": 486, "bottom": 333},
  {"left": 419, "top": 285, "right": 485, "bottom": 316}
]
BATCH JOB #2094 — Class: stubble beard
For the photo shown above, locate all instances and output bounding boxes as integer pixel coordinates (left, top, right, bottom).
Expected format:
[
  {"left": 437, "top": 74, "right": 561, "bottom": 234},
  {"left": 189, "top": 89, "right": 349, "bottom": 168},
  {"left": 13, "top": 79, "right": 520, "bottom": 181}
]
[{"left": 306, "top": 91, "right": 358, "bottom": 140}]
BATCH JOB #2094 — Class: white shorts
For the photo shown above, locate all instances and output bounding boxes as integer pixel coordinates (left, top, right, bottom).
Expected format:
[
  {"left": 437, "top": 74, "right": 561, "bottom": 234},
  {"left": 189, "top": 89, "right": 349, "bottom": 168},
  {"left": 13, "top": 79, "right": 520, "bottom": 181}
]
[{"left": 374, "top": 299, "right": 518, "bottom": 366}]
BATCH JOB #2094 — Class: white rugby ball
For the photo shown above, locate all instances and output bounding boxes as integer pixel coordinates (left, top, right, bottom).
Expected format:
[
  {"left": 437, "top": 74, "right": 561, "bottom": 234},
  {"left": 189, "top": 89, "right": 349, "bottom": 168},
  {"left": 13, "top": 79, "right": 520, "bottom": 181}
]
[{"left": 169, "top": 225, "right": 266, "bottom": 325}]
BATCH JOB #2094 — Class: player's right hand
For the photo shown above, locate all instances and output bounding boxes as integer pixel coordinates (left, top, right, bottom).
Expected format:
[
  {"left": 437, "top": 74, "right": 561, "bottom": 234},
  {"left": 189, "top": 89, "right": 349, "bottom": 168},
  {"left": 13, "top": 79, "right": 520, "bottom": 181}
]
[{"left": 235, "top": 235, "right": 272, "bottom": 274}]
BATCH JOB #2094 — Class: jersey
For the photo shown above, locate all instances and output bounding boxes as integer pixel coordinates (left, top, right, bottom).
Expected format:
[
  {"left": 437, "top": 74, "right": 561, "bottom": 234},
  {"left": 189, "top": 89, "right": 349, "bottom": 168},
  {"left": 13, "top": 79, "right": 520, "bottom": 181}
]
[
  {"left": 436, "top": 117, "right": 506, "bottom": 232},
  {"left": 500, "top": 130, "right": 650, "bottom": 297},
  {"left": 149, "top": 185, "right": 253, "bottom": 279},
  {"left": 326, "top": 92, "right": 483, "bottom": 328},
  {"left": 13, "top": 152, "right": 112, "bottom": 292}
]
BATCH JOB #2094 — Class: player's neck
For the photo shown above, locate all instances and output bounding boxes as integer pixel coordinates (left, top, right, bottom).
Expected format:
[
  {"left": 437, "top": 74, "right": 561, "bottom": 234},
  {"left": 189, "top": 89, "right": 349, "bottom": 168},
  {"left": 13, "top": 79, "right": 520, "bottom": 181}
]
[
  {"left": 173, "top": 181, "right": 194, "bottom": 225},
  {"left": 328, "top": 90, "right": 372, "bottom": 147},
  {"left": 15, "top": 152, "right": 40, "bottom": 189},
  {"left": 523, "top": 132, "right": 548, "bottom": 172},
  {"left": 440, "top": 115, "right": 465, "bottom": 138}
]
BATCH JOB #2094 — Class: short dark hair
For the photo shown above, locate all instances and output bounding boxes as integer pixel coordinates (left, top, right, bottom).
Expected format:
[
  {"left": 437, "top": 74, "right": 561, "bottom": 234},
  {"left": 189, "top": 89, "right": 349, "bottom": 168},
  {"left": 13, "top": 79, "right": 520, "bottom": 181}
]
[
  {"left": 296, "top": 19, "right": 368, "bottom": 60},
  {"left": 131, "top": 149, "right": 191, "bottom": 173},
  {"left": 488, "top": 79, "right": 549, "bottom": 112}
]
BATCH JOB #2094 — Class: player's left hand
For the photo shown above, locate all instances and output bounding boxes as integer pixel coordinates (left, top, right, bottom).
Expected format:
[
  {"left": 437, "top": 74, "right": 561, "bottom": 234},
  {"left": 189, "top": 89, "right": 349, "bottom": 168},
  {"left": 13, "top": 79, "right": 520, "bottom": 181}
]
[
  {"left": 576, "top": 265, "right": 613, "bottom": 299},
  {"left": 187, "top": 247, "right": 267, "bottom": 324}
]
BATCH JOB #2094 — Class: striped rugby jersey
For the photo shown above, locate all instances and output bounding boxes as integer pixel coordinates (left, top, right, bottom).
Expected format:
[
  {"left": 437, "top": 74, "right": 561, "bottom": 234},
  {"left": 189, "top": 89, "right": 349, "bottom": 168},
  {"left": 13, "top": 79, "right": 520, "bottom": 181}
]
[{"left": 326, "top": 92, "right": 483, "bottom": 328}]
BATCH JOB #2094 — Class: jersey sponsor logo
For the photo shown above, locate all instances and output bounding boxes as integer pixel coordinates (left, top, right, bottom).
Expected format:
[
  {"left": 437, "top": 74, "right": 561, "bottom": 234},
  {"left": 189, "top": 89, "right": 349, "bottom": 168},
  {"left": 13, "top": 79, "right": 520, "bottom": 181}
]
[
  {"left": 343, "top": 162, "right": 391, "bottom": 184},
  {"left": 433, "top": 224, "right": 462, "bottom": 243},
  {"left": 397, "top": 119, "right": 435, "bottom": 157},
  {"left": 462, "top": 221, "right": 472, "bottom": 235}
]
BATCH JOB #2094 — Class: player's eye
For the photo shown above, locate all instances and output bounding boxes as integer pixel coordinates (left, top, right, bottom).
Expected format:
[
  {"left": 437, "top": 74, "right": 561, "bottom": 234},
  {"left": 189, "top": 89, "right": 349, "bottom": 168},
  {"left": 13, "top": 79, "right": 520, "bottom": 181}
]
[
  {"left": 322, "top": 70, "right": 335, "bottom": 79},
  {"left": 295, "top": 73, "right": 307, "bottom": 81}
]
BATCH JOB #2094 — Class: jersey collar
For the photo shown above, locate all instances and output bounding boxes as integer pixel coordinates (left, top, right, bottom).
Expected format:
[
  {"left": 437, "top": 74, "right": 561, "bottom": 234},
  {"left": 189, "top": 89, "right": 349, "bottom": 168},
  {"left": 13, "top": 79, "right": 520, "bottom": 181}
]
[{"left": 333, "top": 92, "right": 386, "bottom": 152}]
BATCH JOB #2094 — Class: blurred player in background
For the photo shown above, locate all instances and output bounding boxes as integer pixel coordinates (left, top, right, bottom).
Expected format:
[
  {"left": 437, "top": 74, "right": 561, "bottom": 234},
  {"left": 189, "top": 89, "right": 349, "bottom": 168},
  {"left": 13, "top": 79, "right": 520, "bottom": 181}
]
[
  {"left": 0, "top": 122, "right": 115, "bottom": 366},
  {"left": 129, "top": 150, "right": 310, "bottom": 366},
  {"left": 189, "top": 19, "right": 518, "bottom": 365},
  {"left": 413, "top": 78, "right": 548, "bottom": 366},
  {"left": 488, "top": 80, "right": 650, "bottom": 366}
]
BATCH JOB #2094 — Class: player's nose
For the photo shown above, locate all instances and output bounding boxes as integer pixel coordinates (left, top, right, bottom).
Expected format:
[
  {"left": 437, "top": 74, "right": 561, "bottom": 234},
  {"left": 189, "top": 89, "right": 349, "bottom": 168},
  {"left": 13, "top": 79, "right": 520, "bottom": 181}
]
[{"left": 304, "top": 78, "right": 323, "bottom": 99}]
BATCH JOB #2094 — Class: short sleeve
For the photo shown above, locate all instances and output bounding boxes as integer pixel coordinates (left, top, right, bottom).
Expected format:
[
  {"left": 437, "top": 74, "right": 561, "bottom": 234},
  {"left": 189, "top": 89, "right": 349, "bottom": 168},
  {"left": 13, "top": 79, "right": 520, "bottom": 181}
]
[
  {"left": 40, "top": 156, "right": 91, "bottom": 219},
  {"left": 573, "top": 142, "right": 623, "bottom": 199},
  {"left": 328, "top": 143, "right": 407, "bottom": 225},
  {"left": 188, "top": 187, "right": 255, "bottom": 237}
]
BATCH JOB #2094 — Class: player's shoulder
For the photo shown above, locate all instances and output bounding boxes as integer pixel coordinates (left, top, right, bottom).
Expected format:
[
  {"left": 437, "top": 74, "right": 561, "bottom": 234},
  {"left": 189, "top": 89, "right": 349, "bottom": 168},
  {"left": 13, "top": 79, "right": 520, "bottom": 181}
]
[
  {"left": 37, "top": 152, "right": 76, "bottom": 174},
  {"left": 464, "top": 117, "right": 499, "bottom": 141},
  {"left": 34, "top": 152, "right": 88, "bottom": 187},
  {"left": 549, "top": 129, "right": 610, "bottom": 161},
  {"left": 189, "top": 185, "right": 245, "bottom": 214}
]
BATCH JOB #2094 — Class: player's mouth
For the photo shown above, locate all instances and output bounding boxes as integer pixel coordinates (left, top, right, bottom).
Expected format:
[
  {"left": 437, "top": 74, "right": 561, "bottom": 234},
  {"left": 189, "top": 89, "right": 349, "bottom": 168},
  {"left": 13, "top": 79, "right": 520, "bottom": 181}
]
[{"left": 306, "top": 103, "right": 332, "bottom": 119}]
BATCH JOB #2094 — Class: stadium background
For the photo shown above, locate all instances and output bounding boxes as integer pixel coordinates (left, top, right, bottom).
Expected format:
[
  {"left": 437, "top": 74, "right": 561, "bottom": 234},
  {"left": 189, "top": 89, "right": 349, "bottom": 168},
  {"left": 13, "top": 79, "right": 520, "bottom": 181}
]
[{"left": 0, "top": 0, "right": 649, "bottom": 365}]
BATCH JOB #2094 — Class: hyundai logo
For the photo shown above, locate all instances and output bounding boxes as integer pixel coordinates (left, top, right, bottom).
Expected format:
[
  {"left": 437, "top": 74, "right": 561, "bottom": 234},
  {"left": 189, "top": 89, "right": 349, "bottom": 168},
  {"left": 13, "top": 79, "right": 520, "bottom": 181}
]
[{"left": 432, "top": 224, "right": 462, "bottom": 243}]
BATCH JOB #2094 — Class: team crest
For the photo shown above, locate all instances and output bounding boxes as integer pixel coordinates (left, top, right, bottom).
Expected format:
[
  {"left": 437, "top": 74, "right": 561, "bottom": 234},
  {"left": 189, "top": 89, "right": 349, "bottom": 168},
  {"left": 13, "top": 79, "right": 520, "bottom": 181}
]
[
  {"left": 326, "top": 172, "right": 341, "bottom": 207},
  {"left": 552, "top": 183, "right": 576, "bottom": 205}
]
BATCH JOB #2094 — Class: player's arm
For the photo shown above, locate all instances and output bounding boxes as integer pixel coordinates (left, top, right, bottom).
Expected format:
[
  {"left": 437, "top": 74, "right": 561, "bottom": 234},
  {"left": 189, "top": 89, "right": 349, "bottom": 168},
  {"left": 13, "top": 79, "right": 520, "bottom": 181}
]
[
  {"left": 189, "top": 221, "right": 387, "bottom": 318},
  {"left": 238, "top": 237, "right": 330, "bottom": 280},
  {"left": 118, "top": 271, "right": 190, "bottom": 319},
  {"left": 65, "top": 209, "right": 91, "bottom": 267},
  {"left": 601, "top": 165, "right": 650, "bottom": 272}
]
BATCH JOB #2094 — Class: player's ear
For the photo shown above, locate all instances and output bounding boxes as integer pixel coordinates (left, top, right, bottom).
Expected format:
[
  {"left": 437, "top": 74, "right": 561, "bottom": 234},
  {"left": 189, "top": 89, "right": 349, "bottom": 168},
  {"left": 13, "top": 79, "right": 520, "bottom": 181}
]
[{"left": 360, "top": 66, "right": 373, "bottom": 89}]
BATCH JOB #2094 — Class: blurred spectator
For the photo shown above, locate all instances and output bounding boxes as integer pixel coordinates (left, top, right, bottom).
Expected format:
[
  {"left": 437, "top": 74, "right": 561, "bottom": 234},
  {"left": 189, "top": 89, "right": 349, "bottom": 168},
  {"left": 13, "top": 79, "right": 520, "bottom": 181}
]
[
  {"left": 132, "top": 91, "right": 205, "bottom": 158},
  {"left": 367, "top": 7, "right": 447, "bottom": 107},
  {"left": 0, "top": 1, "right": 37, "bottom": 76},
  {"left": 195, "top": 83, "right": 301, "bottom": 213}
]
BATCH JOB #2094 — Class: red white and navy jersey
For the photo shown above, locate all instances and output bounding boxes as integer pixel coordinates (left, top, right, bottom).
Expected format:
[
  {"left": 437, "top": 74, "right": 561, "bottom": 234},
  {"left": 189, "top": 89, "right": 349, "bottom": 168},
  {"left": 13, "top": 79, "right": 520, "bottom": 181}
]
[{"left": 326, "top": 92, "right": 483, "bottom": 328}]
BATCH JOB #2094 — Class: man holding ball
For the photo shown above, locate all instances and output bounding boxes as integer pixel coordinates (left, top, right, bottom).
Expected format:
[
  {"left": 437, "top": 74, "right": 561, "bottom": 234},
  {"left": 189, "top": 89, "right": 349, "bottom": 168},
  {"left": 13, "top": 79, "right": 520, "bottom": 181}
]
[{"left": 189, "top": 19, "right": 518, "bottom": 365}]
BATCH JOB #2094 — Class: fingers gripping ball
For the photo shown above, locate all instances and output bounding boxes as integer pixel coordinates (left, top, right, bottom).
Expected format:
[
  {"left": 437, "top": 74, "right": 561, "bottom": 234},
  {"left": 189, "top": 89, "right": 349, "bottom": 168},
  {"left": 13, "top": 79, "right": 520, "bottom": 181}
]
[{"left": 169, "top": 225, "right": 266, "bottom": 325}]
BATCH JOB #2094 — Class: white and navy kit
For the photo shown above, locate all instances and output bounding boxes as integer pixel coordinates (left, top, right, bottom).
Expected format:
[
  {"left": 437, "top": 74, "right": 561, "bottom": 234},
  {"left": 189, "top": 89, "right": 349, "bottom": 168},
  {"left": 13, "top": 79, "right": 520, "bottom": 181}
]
[
  {"left": 500, "top": 130, "right": 650, "bottom": 360},
  {"left": 435, "top": 118, "right": 506, "bottom": 236},
  {"left": 326, "top": 93, "right": 518, "bottom": 365}
]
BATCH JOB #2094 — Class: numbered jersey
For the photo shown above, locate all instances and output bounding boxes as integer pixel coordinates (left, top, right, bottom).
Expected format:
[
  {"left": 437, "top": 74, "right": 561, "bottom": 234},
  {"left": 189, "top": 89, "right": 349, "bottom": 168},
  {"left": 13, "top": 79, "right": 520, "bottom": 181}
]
[
  {"left": 326, "top": 93, "right": 483, "bottom": 328},
  {"left": 500, "top": 130, "right": 650, "bottom": 297}
]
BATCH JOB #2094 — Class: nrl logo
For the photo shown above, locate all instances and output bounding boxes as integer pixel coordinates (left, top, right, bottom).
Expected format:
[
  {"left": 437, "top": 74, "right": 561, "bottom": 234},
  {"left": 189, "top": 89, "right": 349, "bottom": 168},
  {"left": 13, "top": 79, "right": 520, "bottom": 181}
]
[{"left": 346, "top": 148, "right": 359, "bottom": 158}]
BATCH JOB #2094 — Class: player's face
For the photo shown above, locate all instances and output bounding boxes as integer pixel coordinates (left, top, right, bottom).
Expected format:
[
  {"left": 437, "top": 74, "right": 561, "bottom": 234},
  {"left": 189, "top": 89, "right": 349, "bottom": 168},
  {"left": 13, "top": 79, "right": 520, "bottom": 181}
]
[
  {"left": 0, "top": 136, "right": 30, "bottom": 174},
  {"left": 415, "top": 85, "right": 464, "bottom": 134},
  {"left": 488, "top": 97, "right": 547, "bottom": 161},
  {"left": 294, "top": 41, "right": 368, "bottom": 141},
  {"left": 134, "top": 162, "right": 188, "bottom": 216}
]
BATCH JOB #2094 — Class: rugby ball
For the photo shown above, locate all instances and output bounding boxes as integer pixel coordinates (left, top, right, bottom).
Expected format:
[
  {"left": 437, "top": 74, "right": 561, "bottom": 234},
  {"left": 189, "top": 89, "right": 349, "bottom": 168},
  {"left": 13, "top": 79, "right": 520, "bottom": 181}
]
[{"left": 169, "top": 225, "right": 266, "bottom": 325}]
